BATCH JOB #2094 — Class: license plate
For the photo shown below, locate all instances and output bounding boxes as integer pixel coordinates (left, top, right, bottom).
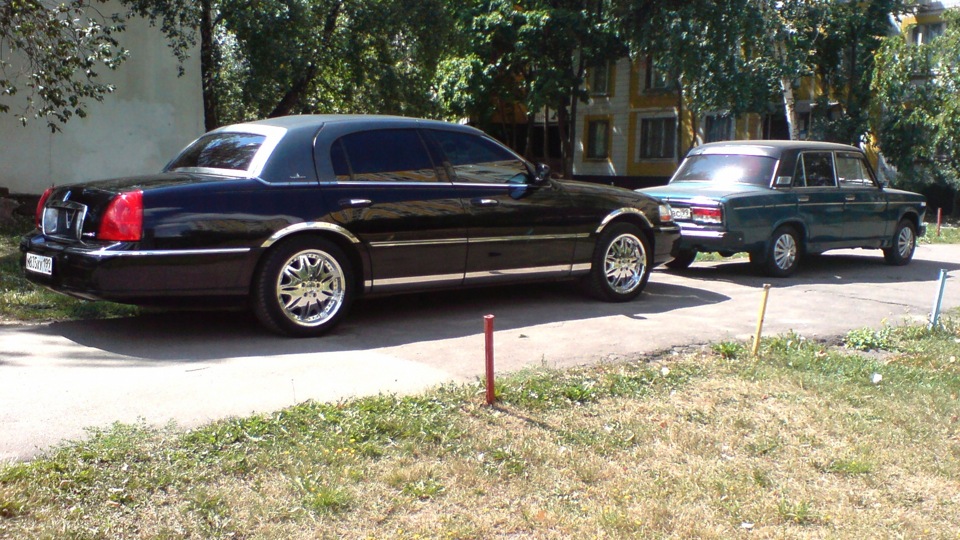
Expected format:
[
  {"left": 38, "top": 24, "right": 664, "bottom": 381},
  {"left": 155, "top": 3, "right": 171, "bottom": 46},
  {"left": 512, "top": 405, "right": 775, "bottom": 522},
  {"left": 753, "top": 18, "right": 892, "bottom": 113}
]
[
  {"left": 671, "top": 207, "right": 691, "bottom": 220},
  {"left": 25, "top": 253, "right": 53, "bottom": 276}
]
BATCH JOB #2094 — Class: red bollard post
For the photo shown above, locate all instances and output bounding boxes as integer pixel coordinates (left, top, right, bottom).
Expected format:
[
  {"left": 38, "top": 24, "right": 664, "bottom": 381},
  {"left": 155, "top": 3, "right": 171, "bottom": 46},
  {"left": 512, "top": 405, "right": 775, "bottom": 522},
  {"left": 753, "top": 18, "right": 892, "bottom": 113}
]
[
  {"left": 484, "top": 314, "right": 495, "bottom": 405},
  {"left": 937, "top": 207, "right": 942, "bottom": 237}
]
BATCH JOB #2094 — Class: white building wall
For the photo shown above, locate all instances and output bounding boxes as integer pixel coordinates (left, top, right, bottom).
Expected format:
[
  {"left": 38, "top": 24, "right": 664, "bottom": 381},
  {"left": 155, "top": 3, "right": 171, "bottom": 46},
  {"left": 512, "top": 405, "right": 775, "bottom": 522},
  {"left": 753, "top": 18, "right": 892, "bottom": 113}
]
[
  {"left": 0, "top": 2, "right": 204, "bottom": 195},
  {"left": 573, "top": 57, "right": 633, "bottom": 178}
]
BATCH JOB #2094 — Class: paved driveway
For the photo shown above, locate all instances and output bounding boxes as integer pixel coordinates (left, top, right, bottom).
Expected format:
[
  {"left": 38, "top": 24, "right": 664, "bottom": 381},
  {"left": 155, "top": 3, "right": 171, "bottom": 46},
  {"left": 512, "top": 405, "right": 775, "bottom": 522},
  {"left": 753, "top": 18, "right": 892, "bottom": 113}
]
[{"left": 2, "top": 245, "right": 959, "bottom": 461}]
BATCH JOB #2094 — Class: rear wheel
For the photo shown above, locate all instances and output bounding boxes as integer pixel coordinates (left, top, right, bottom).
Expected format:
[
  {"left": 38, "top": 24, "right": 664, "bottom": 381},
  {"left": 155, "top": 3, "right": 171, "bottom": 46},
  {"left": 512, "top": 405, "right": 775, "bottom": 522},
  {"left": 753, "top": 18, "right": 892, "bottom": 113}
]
[
  {"left": 883, "top": 219, "right": 916, "bottom": 266},
  {"left": 582, "top": 222, "right": 651, "bottom": 302},
  {"left": 665, "top": 249, "right": 697, "bottom": 270},
  {"left": 755, "top": 226, "right": 801, "bottom": 277},
  {"left": 252, "top": 237, "right": 355, "bottom": 337}
]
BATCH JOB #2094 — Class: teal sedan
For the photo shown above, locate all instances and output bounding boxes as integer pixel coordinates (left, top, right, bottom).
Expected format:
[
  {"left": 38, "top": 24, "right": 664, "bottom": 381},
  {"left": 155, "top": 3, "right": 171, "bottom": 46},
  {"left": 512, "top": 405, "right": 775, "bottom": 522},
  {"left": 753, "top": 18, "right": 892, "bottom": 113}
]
[{"left": 640, "top": 141, "right": 927, "bottom": 277}]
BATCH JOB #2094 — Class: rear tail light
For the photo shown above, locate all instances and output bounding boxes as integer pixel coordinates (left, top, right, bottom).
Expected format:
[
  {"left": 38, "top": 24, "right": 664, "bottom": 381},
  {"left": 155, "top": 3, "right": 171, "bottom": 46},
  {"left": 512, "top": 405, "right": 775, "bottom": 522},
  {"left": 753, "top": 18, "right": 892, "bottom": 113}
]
[
  {"left": 98, "top": 191, "right": 143, "bottom": 241},
  {"left": 35, "top": 187, "right": 54, "bottom": 228},
  {"left": 691, "top": 206, "right": 722, "bottom": 225}
]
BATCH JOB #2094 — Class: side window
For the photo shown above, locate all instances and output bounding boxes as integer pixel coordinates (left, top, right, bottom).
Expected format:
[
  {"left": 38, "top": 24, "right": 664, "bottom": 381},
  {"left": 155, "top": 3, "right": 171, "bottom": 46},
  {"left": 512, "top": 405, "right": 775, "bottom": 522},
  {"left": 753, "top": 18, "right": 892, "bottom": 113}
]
[
  {"left": 427, "top": 129, "right": 529, "bottom": 184},
  {"left": 795, "top": 152, "right": 836, "bottom": 188},
  {"left": 331, "top": 129, "right": 437, "bottom": 182},
  {"left": 836, "top": 153, "right": 876, "bottom": 188}
]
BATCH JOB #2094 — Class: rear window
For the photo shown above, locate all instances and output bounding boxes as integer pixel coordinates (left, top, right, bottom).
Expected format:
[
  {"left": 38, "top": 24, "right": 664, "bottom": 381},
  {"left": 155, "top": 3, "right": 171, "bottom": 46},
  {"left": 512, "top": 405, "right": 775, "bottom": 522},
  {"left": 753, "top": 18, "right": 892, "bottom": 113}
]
[
  {"left": 166, "top": 133, "right": 266, "bottom": 172},
  {"left": 671, "top": 154, "right": 777, "bottom": 186}
]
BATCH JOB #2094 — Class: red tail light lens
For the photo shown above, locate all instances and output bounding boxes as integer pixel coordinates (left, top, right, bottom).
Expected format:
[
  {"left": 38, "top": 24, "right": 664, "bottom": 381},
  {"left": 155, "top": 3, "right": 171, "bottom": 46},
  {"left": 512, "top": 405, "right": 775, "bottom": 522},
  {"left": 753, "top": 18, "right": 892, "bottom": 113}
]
[
  {"left": 35, "top": 187, "right": 54, "bottom": 228},
  {"left": 691, "top": 206, "right": 723, "bottom": 224},
  {"left": 98, "top": 191, "right": 143, "bottom": 241}
]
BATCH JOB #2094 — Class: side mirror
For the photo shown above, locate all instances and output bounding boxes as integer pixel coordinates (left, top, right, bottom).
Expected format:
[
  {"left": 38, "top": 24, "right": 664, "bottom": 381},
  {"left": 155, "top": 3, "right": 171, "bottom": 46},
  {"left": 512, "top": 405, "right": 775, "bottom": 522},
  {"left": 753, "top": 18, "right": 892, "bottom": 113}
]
[{"left": 534, "top": 163, "right": 551, "bottom": 184}]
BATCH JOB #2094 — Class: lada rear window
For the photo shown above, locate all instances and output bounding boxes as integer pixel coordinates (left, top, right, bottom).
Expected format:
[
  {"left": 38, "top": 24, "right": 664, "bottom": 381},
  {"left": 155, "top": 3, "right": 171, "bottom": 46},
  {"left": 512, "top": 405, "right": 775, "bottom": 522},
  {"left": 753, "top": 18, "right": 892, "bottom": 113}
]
[
  {"left": 167, "top": 132, "right": 266, "bottom": 172},
  {"left": 672, "top": 154, "right": 777, "bottom": 186}
]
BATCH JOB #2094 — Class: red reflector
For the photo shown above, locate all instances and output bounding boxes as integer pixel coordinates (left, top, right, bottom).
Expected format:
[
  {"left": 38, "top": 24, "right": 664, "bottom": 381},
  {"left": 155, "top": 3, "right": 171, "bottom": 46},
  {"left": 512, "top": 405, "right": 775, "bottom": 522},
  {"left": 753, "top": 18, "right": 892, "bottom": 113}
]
[
  {"left": 98, "top": 191, "right": 143, "bottom": 241},
  {"left": 35, "top": 187, "right": 54, "bottom": 228}
]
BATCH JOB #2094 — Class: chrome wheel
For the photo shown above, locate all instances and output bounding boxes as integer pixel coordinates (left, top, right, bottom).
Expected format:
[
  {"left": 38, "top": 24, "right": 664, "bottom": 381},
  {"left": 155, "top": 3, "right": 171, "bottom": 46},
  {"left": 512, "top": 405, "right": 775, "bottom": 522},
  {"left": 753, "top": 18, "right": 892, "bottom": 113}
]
[
  {"left": 276, "top": 249, "right": 345, "bottom": 327},
  {"left": 760, "top": 226, "right": 801, "bottom": 277},
  {"left": 895, "top": 224, "right": 915, "bottom": 259},
  {"left": 604, "top": 233, "right": 647, "bottom": 294},
  {"left": 884, "top": 220, "right": 916, "bottom": 266}
]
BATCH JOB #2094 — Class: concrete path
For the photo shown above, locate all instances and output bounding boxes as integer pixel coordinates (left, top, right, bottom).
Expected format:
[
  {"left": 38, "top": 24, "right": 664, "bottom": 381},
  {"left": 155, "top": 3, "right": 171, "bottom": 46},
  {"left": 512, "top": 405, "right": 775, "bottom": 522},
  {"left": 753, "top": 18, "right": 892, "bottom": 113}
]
[{"left": 2, "top": 244, "right": 958, "bottom": 462}]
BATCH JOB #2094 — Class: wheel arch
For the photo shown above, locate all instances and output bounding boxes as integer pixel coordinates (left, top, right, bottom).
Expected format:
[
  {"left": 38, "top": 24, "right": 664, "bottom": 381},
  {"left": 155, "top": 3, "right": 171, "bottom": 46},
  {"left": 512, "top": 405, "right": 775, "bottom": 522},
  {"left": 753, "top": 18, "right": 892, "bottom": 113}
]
[
  {"left": 595, "top": 208, "right": 656, "bottom": 251},
  {"left": 254, "top": 223, "right": 367, "bottom": 295}
]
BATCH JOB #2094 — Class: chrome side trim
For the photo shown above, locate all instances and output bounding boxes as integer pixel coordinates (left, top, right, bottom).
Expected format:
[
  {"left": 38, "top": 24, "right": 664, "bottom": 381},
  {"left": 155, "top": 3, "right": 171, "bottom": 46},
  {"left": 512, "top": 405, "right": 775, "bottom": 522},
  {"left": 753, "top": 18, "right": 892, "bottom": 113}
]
[
  {"left": 682, "top": 230, "right": 727, "bottom": 239},
  {"left": 372, "top": 274, "right": 464, "bottom": 287},
  {"left": 466, "top": 265, "right": 571, "bottom": 279},
  {"left": 262, "top": 222, "right": 362, "bottom": 248},
  {"left": 370, "top": 238, "right": 468, "bottom": 248},
  {"left": 571, "top": 262, "right": 591, "bottom": 272},
  {"left": 469, "top": 233, "right": 588, "bottom": 244},
  {"left": 596, "top": 208, "right": 653, "bottom": 233},
  {"left": 71, "top": 247, "right": 252, "bottom": 259}
]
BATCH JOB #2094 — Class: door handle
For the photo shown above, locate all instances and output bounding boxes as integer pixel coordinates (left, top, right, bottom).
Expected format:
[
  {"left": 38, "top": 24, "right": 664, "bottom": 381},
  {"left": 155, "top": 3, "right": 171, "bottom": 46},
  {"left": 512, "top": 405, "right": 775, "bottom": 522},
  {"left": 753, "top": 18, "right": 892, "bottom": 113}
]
[
  {"left": 471, "top": 198, "right": 499, "bottom": 207},
  {"left": 339, "top": 198, "right": 373, "bottom": 209},
  {"left": 797, "top": 195, "right": 810, "bottom": 203},
  {"left": 845, "top": 195, "right": 856, "bottom": 202}
]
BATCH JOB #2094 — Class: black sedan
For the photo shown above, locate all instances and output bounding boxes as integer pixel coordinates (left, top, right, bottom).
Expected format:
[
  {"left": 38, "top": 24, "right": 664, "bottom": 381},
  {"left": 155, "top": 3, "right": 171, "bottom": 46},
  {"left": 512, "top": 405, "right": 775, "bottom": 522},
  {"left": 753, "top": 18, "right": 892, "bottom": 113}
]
[{"left": 22, "top": 115, "right": 680, "bottom": 336}]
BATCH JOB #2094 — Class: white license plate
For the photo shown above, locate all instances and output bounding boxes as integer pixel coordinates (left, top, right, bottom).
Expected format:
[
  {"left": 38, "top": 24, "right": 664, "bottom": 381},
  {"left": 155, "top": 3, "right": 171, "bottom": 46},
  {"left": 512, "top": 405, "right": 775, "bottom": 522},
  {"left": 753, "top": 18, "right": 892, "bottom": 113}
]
[
  {"left": 25, "top": 253, "right": 53, "bottom": 276},
  {"left": 671, "top": 207, "right": 691, "bottom": 220}
]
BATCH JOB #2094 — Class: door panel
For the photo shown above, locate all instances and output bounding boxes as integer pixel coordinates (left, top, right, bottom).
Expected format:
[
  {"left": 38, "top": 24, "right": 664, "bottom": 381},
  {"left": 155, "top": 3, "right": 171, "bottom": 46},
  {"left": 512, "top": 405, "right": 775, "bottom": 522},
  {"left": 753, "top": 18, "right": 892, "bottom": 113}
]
[{"left": 835, "top": 152, "right": 888, "bottom": 244}]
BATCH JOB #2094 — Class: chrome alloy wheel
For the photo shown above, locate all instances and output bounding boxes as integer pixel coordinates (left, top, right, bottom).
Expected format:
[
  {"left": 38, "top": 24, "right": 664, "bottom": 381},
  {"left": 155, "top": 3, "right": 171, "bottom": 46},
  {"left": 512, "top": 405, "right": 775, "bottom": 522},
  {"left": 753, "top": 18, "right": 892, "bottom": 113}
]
[
  {"left": 603, "top": 233, "right": 647, "bottom": 295},
  {"left": 275, "top": 249, "right": 345, "bottom": 327},
  {"left": 772, "top": 232, "right": 798, "bottom": 271},
  {"left": 895, "top": 224, "right": 915, "bottom": 259}
]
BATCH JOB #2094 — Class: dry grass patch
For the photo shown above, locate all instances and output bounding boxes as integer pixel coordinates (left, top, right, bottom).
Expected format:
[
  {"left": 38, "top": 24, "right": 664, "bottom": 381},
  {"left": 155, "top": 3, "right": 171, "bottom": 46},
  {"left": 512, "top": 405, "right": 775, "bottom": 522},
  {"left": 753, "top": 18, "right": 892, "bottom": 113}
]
[{"left": 1, "top": 320, "right": 959, "bottom": 539}]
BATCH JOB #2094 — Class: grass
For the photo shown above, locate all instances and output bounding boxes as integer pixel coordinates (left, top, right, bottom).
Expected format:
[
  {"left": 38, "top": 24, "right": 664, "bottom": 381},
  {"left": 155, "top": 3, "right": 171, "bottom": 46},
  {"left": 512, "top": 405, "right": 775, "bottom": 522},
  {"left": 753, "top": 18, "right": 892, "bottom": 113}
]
[{"left": 1, "top": 315, "right": 959, "bottom": 538}]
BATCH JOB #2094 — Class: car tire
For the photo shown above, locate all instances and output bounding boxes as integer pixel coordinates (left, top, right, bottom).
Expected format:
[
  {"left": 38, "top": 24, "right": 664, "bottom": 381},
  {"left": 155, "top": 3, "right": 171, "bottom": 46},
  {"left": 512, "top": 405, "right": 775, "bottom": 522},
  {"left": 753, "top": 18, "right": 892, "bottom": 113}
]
[
  {"left": 883, "top": 219, "right": 916, "bottom": 266},
  {"left": 758, "top": 226, "right": 801, "bottom": 278},
  {"left": 582, "top": 222, "right": 651, "bottom": 302},
  {"left": 665, "top": 249, "right": 697, "bottom": 270},
  {"left": 252, "top": 237, "right": 355, "bottom": 337}
]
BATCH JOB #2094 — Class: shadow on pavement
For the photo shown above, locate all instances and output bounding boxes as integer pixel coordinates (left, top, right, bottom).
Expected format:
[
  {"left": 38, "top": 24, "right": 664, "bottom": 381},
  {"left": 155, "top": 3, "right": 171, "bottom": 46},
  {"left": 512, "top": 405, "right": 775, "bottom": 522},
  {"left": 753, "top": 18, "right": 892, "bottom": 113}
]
[{"left": 30, "top": 279, "right": 729, "bottom": 363}]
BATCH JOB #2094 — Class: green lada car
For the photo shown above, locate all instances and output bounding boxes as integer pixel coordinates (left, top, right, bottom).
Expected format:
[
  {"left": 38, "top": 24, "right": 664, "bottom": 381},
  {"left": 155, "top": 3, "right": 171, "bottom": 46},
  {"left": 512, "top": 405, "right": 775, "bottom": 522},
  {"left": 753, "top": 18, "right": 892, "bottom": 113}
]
[{"left": 640, "top": 141, "right": 927, "bottom": 277}]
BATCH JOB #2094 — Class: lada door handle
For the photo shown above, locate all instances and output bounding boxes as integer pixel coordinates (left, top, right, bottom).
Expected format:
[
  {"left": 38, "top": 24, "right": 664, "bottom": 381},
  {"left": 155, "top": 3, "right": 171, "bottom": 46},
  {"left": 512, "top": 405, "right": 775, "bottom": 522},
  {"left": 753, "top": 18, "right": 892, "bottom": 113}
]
[
  {"left": 845, "top": 195, "right": 856, "bottom": 202},
  {"left": 471, "top": 198, "right": 499, "bottom": 207},
  {"left": 339, "top": 198, "right": 373, "bottom": 209},
  {"left": 797, "top": 195, "right": 810, "bottom": 203}
]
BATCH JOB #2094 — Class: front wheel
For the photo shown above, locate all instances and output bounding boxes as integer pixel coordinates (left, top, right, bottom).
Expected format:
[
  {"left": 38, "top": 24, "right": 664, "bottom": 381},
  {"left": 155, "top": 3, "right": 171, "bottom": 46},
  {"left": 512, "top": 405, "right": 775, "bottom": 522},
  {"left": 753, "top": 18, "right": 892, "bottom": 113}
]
[
  {"left": 252, "top": 237, "right": 355, "bottom": 337},
  {"left": 883, "top": 219, "right": 916, "bottom": 266},
  {"left": 582, "top": 222, "right": 651, "bottom": 302},
  {"left": 754, "top": 226, "right": 801, "bottom": 277}
]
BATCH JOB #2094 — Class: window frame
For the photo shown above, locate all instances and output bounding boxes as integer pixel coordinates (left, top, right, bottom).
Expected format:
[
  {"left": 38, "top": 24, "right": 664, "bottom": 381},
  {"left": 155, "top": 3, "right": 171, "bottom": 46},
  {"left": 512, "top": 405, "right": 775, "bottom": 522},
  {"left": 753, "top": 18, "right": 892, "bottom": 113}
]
[
  {"left": 584, "top": 116, "right": 612, "bottom": 161},
  {"left": 636, "top": 114, "right": 677, "bottom": 162}
]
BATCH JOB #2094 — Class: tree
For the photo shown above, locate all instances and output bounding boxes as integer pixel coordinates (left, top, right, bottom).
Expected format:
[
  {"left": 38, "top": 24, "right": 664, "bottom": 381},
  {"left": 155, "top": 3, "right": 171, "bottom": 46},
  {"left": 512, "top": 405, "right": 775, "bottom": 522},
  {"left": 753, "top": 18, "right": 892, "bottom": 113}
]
[{"left": 872, "top": 8, "right": 960, "bottom": 212}]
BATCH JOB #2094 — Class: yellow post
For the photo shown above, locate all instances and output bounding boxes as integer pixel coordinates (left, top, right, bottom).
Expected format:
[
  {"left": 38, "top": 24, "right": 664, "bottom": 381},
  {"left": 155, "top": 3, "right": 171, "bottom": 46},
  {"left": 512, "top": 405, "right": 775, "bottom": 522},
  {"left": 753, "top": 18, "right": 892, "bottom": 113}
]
[{"left": 752, "top": 284, "right": 772, "bottom": 357}]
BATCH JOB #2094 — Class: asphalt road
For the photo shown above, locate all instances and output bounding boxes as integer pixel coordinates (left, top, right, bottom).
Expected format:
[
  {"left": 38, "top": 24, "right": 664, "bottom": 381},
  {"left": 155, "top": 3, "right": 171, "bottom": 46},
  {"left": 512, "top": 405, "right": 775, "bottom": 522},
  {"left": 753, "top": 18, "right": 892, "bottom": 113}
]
[{"left": 2, "top": 244, "right": 959, "bottom": 462}]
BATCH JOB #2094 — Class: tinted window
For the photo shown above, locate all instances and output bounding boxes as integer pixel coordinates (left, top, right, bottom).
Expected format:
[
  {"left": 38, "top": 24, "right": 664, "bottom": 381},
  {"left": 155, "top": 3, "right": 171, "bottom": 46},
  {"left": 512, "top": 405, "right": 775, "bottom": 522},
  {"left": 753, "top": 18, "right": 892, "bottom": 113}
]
[
  {"left": 428, "top": 129, "right": 529, "bottom": 184},
  {"left": 795, "top": 152, "right": 836, "bottom": 187},
  {"left": 333, "top": 129, "right": 437, "bottom": 182},
  {"left": 672, "top": 154, "right": 776, "bottom": 186},
  {"left": 835, "top": 153, "right": 875, "bottom": 188},
  {"left": 167, "top": 133, "right": 266, "bottom": 171}
]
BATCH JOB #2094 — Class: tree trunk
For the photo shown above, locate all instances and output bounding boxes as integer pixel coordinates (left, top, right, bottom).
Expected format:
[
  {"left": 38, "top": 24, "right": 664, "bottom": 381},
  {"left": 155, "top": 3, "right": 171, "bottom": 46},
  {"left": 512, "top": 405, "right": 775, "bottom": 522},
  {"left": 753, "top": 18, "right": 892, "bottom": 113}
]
[
  {"left": 780, "top": 75, "right": 799, "bottom": 140},
  {"left": 268, "top": 2, "right": 341, "bottom": 118},
  {"left": 200, "top": 0, "right": 218, "bottom": 130}
]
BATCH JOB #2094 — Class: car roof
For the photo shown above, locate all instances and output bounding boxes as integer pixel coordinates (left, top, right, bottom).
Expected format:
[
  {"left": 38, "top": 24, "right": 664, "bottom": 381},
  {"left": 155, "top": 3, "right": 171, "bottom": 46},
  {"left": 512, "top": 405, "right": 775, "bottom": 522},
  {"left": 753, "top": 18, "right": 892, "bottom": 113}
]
[
  {"left": 219, "top": 114, "right": 483, "bottom": 138},
  {"left": 686, "top": 140, "right": 861, "bottom": 158}
]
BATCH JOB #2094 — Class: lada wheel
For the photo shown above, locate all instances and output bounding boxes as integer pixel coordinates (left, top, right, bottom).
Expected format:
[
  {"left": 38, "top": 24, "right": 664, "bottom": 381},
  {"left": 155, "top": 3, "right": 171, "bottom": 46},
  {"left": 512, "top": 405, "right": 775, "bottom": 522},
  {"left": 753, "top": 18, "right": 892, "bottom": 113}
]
[
  {"left": 583, "top": 222, "right": 651, "bottom": 302},
  {"left": 757, "top": 226, "right": 800, "bottom": 278},
  {"left": 883, "top": 219, "right": 916, "bottom": 266},
  {"left": 665, "top": 249, "right": 697, "bottom": 270},
  {"left": 253, "top": 237, "right": 355, "bottom": 337}
]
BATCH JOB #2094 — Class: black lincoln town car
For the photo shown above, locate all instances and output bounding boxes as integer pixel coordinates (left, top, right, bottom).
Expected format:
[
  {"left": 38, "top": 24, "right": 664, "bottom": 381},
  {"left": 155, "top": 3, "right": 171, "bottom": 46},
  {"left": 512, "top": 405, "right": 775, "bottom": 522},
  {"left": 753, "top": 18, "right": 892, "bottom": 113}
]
[{"left": 21, "top": 115, "right": 681, "bottom": 336}]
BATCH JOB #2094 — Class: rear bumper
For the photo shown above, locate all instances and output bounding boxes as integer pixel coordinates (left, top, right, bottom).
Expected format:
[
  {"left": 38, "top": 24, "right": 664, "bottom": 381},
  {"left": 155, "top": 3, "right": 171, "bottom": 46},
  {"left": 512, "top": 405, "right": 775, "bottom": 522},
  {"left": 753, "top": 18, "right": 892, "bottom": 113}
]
[
  {"left": 20, "top": 234, "right": 255, "bottom": 303},
  {"left": 676, "top": 226, "right": 748, "bottom": 253}
]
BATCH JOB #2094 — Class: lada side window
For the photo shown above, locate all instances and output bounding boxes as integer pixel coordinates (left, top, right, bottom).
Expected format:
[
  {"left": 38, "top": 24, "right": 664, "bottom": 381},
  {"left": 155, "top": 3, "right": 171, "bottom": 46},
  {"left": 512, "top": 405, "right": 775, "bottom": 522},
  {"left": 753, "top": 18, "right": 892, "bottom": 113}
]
[
  {"left": 835, "top": 153, "right": 876, "bottom": 188},
  {"left": 331, "top": 129, "right": 438, "bottom": 182},
  {"left": 427, "top": 129, "right": 530, "bottom": 184},
  {"left": 794, "top": 152, "right": 836, "bottom": 188}
]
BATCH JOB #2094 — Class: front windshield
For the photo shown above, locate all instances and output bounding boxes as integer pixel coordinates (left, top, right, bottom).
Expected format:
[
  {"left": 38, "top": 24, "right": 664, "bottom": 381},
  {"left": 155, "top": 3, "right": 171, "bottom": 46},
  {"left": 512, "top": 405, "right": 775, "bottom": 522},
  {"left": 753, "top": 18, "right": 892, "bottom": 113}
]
[
  {"left": 671, "top": 154, "right": 777, "bottom": 187},
  {"left": 166, "top": 132, "right": 266, "bottom": 172}
]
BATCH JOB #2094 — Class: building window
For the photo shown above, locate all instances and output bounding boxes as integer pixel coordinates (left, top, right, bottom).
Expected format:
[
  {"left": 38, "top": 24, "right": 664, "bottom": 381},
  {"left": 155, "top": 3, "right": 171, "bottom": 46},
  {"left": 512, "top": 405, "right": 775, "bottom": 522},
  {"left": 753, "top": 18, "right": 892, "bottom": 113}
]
[
  {"left": 912, "top": 22, "right": 944, "bottom": 45},
  {"left": 638, "top": 116, "right": 676, "bottom": 160},
  {"left": 703, "top": 113, "right": 733, "bottom": 143},
  {"left": 585, "top": 118, "right": 611, "bottom": 160},
  {"left": 588, "top": 62, "right": 613, "bottom": 96},
  {"left": 644, "top": 57, "right": 669, "bottom": 91}
]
